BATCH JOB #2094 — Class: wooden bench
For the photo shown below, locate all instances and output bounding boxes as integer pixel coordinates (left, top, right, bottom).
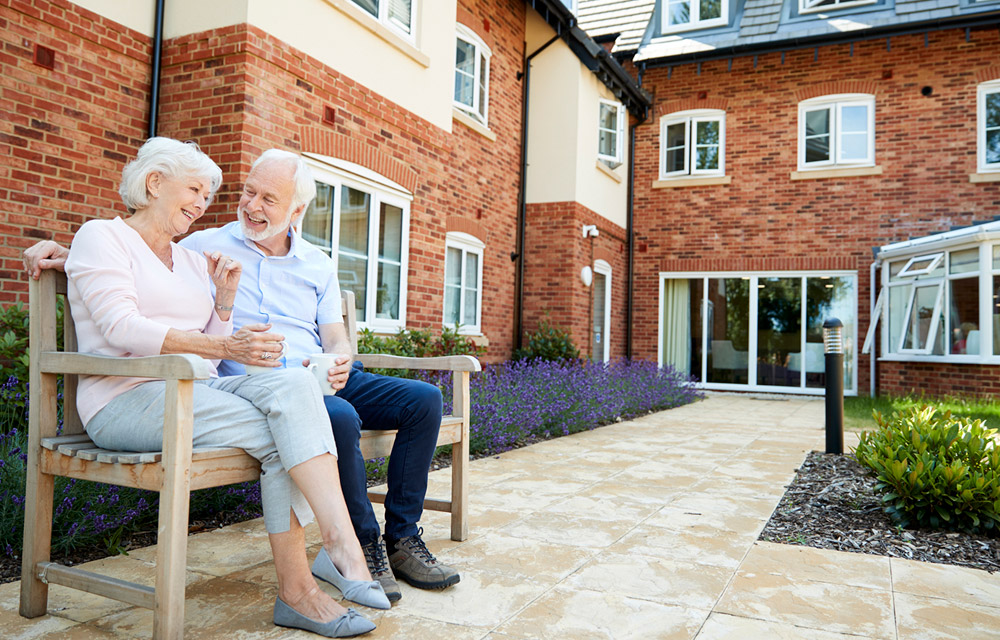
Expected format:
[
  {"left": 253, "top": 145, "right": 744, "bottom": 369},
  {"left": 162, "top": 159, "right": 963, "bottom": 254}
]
[{"left": 20, "top": 269, "right": 480, "bottom": 639}]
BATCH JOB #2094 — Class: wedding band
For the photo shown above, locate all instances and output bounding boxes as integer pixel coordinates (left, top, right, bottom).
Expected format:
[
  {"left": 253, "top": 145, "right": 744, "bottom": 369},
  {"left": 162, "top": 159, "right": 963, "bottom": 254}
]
[{"left": 261, "top": 353, "right": 272, "bottom": 360}]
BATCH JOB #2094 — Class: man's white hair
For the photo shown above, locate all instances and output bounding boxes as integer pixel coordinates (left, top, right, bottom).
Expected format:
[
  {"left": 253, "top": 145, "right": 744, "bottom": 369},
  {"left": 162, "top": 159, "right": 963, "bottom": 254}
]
[{"left": 251, "top": 149, "right": 317, "bottom": 219}]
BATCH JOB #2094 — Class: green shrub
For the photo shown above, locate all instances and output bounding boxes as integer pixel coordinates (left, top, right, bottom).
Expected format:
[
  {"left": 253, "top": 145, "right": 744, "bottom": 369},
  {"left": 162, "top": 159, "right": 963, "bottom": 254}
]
[
  {"left": 512, "top": 319, "right": 579, "bottom": 362},
  {"left": 0, "top": 300, "right": 64, "bottom": 405},
  {"left": 854, "top": 405, "right": 1000, "bottom": 534},
  {"left": 357, "top": 325, "right": 484, "bottom": 378}
]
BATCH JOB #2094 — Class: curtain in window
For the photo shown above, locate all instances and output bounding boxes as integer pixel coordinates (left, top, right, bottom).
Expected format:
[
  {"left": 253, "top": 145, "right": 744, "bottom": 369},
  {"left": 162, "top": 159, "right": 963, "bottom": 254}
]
[
  {"left": 388, "top": 0, "right": 411, "bottom": 34},
  {"left": 662, "top": 279, "right": 690, "bottom": 373}
]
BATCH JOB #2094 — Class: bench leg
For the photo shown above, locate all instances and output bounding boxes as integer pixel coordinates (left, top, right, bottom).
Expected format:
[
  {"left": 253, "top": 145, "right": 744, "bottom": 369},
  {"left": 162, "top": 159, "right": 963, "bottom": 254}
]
[
  {"left": 450, "top": 371, "right": 470, "bottom": 542},
  {"left": 19, "top": 466, "right": 54, "bottom": 618},
  {"left": 153, "top": 380, "right": 194, "bottom": 640}
]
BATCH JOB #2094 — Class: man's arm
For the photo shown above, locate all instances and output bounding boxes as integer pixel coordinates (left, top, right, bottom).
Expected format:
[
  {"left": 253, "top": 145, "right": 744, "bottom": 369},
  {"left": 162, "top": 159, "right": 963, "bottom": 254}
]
[
  {"left": 315, "top": 322, "right": 354, "bottom": 391},
  {"left": 23, "top": 240, "right": 69, "bottom": 279}
]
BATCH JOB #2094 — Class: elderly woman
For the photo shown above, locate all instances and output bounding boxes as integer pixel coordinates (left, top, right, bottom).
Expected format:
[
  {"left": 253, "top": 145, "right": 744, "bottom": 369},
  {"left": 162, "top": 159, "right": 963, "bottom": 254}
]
[{"left": 64, "top": 137, "right": 386, "bottom": 638}]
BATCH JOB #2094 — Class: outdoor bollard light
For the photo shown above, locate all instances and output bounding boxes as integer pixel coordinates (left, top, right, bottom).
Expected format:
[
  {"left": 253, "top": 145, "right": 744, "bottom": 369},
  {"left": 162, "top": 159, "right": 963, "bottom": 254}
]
[{"left": 823, "top": 317, "right": 844, "bottom": 455}]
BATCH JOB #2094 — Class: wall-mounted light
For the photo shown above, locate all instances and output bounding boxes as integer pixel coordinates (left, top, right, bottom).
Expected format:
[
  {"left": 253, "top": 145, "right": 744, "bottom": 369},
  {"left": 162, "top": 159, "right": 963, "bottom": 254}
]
[
  {"left": 582, "top": 224, "right": 599, "bottom": 238},
  {"left": 581, "top": 266, "right": 593, "bottom": 287}
]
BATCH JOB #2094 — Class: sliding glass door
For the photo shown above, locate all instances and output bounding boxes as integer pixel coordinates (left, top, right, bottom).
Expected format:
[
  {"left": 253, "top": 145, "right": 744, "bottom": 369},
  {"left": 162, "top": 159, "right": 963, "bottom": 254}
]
[{"left": 660, "top": 272, "right": 856, "bottom": 394}]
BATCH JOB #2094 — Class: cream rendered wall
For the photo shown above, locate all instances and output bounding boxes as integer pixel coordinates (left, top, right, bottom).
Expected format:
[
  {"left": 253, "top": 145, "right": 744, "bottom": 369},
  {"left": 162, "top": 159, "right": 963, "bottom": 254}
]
[
  {"left": 69, "top": 0, "right": 455, "bottom": 132},
  {"left": 247, "top": 0, "right": 456, "bottom": 131},
  {"left": 524, "top": 12, "right": 628, "bottom": 229},
  {"left": 577, "top": 73, "right": 628, "bottom": 229},
  {"left": 525, "top": 12, "right": 579, "bottom": 204}
]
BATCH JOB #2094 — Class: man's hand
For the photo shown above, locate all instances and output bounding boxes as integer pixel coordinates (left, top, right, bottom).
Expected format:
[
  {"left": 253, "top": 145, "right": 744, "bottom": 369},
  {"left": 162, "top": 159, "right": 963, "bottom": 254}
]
[
  {"left": 23, "top": 241, "right": 69, "bottom": 279},
  {"left": 224, "top": 323, "right": 286, "bottom": 367},
  {"left": 302, "top": 353, "right": 352, "bottom": 391}
]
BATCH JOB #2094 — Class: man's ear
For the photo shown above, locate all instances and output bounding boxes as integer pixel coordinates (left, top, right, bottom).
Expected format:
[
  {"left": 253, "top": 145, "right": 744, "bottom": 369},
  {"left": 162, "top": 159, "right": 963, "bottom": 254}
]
[{"left": 290, "top": 204, "right": 306, "bottom": 224}]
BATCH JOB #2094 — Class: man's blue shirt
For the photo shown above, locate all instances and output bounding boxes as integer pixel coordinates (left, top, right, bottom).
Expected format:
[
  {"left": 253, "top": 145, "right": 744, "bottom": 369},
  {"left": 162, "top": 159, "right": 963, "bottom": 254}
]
[{"left": 180, "top": 222, "right": 342, "bottom": 376}]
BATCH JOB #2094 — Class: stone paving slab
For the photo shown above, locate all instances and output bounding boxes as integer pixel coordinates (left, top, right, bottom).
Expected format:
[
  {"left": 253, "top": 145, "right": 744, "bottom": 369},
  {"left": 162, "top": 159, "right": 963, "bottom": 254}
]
[{"left": 3, "top": 395, "right": 1000, "bottom": 639}]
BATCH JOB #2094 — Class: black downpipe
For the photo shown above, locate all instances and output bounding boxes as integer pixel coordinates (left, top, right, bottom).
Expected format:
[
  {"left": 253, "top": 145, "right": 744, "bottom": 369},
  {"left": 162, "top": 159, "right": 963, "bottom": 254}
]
[
  {"left": 514, "top": 34, "right": 560, "bottom": 351},
  {"left": 147, "top": 0, "right": 165, "bottom": 138},
  {"left": 626, "top": 120, "right": 637, "bottom": 359}
]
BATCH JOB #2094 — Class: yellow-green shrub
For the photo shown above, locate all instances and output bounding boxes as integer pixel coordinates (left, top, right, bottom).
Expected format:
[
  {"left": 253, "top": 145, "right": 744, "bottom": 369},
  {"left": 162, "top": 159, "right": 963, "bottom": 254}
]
[{"left": 854, "top": 405, "right": 1000, "bottom": 534}]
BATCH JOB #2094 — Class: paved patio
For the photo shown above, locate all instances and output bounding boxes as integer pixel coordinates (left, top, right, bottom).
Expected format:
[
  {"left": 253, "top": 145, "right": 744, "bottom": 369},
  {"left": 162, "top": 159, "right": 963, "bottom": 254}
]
[{"left": 3, "top": 395, "right": 1000, "bottom": 639}]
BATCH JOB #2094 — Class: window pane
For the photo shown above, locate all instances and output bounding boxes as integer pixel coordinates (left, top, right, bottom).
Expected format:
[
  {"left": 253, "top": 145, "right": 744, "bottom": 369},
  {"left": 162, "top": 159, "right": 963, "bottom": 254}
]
[
  {"left": 840, "top": 131, "right": 868, "bottom": 161},
  {"left": 465, "top": 252, "right": 479, "bottom": 289},
  {"left": 994, "top": 276, "right": 1000, "bottom": 355},
  {"left": 478, "top": 52, "right": 488, "bottom": 119},
  {"left": 445, "top": 247, "right": 462, "bottom": 286},
  {"left": 949, "top": 278, "right": 980, "bottom": 354},
  {"left": 695, "top": 146, "right": 718, "bottom": 171},
  {"left": 700, "top": 0, "right": 722, "bottom": 20},
  {"left": 950, "top": 248, "right": 979, "bottom": 274},
  {"left": 906, "top": 285, "right": 939, "bottom": 350},
  {"left": 351, "top": 0, "right": 378, "bottom": 17},
  {"left": 669, "top": 0, "right": 690, "bottom": 24},
  {"left": 376, "top": 263, "right": 400, "bottom": 319},
  {"left": 841, "top": 105, "right": 868, "bottom": 133},
  {"left": 599, "top": 104, "right": 617, "bottom": 130},
  {"left": 805, "top": 109, "right": 830, "bottom": 163},
  {"left": 463, "top": 288, "right": 477, "bottom": 326},
  {"left": 665, "top": 122, "right": 687, "bottom": 173},
  {"left": 339, "top": 187, "right": 370, "bottom": 255},
  {"left": 986, "top": 92, "right": 1000, "bottom": 128},
  {"left": 591, "top": 272, "right": 607, "bottom": 361},
  {"left": 987, "top": 130, "right": 1000, "bottom": 165},
  {"left": 888, "top": 285, "right": 908, "bottom": 351},
  {"left": 302, "top": 182, "right": 333, "bottom": 253},
  {"left": 599, "top": 130, "right": 617, "bottom": 158},
  {"left": 994, "top": 245, "right": 1000, "bottom": 271},
  {"left": 707, "top": 277, "right": 750, "bottom": 384},
  {"left": 757, "top": 277, "right": 802, "bottom": 387},
  {"left": 388, "top": 0, "right": 411, "bottom": 34},
  {"left": 805, "top": 277, "right": 854, "bottom": 389},
  {"left": 662, "top": 278, "right": 702, "bottom": 378},
  {"left": 378, "top": 203, "right": 402, "bottom": 261},
  {"left": 695, "top": 120, "right": 719, "bottom": 145},
  {"left": 455, "top": 40, "right": 475, "bottom": 106},
  {"left": 444, "top": 285, "right": 460, "bottom": 325},
  {"left": 339, "top": 255, "right": 368, "bottom": 322}
]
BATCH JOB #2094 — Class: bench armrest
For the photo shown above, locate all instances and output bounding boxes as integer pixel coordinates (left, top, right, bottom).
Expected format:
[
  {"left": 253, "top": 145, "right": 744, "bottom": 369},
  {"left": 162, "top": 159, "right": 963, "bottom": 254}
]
[
  {"left": 354, "top": 354, "right": 481, "bottom": 372},
  {"left": 38, "top": 352, "right": 213, "bottom": 380}
]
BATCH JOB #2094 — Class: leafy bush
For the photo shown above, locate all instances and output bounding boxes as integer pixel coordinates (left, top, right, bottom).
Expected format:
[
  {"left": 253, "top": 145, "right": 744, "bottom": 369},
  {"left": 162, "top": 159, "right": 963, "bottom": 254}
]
[
  {"left": 512, "top": 319, "right": 579, "bottom": 362},
  {"left": 357, "top": 325, "right": 484, "bottom": 378},
  {"left": 854, "top": 405, "right": 1000, "bottom": 534}
]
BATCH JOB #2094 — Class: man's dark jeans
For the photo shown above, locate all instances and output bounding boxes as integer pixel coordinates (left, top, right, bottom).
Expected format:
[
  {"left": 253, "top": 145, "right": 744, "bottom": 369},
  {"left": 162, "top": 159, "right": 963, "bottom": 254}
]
[{"left": 324, "top": 362, "right": 443, "bottom": 543}]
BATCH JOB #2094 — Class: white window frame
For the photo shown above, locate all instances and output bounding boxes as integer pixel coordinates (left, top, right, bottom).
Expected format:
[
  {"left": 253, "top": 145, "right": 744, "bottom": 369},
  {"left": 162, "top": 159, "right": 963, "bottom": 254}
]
[
  {"left": 798, "top": 94, "right": 875, "bottom": 170},
  {"left": 657, "top": 270, "right": 859, "bottom": 395},
  {"left": 978, "top": 79, "right": 1000, "bottom": 173},
  {"left": 443, "top": 231, "right": 484, "bottom": 335},
  {"left": 348, "top": 0, "right": 416, "bottom": 41},
  {"left": 659, "top": 109, "right": 726, "bottom": 179},
  {"left": 896, "top": 253, "right": 944, "bottom": 278},
  {"left": 879, "top": 241, "right": 1000, "bottom": 363},
  {"left": 560, "top": 0, "right": 578, "bottom": 12},
  {"left": 454, "top": 24, "right": 491, "bottom": 127},
  {"left": 799, "top": 0, "right": 876, "bottom": 14},
  {"left": 301, "top": 157, "right": 412, "bottom": 333},
  {"left": 598, "top": 100, "right": 625, "bottom": 167},
  {"left": 661, "top": 0, "right": 729, "bottom": 33},
  {"left": 593, "top": 260, "right": 612, "bottom": 362}
]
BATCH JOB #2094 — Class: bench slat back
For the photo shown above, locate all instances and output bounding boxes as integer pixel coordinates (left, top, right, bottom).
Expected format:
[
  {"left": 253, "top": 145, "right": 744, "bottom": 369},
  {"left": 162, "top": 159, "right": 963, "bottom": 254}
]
[{"left": 46, "top": 273, "right": 360, "bottom": 437}]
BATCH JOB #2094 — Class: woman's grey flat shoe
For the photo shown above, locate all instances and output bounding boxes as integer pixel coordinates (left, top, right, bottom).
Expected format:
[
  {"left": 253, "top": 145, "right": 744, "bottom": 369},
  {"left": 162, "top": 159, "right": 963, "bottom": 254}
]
[
  {"left": 273, "top": 598, "right": 375, "bottom": 637},
  {"left": 312, "top": 547, "right": 392, "bottom": 609}
]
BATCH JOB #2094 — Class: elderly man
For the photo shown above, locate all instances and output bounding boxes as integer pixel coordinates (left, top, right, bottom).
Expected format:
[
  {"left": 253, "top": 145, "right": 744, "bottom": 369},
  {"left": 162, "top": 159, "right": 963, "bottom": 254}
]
[{"left": 23, "top": 149, "right": 459, "bottom": 602}]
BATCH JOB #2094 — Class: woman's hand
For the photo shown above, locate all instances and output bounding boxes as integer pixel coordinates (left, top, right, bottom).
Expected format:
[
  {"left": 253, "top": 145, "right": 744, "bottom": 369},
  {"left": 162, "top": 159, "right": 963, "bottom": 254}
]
[
  {"left": 225, "top": 323, "right": 286, "bottom": 367},
  {"left": 204, "top": 251, "right": 241, "bottom": 293}
]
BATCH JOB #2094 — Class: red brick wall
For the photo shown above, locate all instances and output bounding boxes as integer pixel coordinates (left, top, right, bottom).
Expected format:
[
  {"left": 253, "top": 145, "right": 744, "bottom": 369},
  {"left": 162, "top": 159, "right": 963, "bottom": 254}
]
[
  {"left": 2, "top": 0, "right": 528, "bottom": 361},
  {"left": 0, "top": 0, "right": 151, "bottom": 303},
  {"left": 631, "top": 27, "right": 1000, "bottom": 395},
  {"left": 523, "top": 201, "right": 628, "bottom": 360},
  {"left": 881, "top": 362, "right": 1000, "bottom": 398}
]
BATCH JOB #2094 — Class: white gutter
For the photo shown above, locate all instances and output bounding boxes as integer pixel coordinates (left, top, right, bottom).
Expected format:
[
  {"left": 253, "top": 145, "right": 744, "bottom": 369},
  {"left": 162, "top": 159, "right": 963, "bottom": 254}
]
[{"left": 876, "top": 221, "right": 1000, "bottom": 260}]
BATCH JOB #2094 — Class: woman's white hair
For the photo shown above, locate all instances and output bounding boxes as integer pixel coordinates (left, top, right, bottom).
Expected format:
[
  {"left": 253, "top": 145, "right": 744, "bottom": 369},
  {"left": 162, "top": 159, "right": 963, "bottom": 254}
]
[
  {"left": 251, "top": 149, "right": 317, "bottom": 219},
  {"left": 119, "top": 137, "right": 223, "bottom": 213}
]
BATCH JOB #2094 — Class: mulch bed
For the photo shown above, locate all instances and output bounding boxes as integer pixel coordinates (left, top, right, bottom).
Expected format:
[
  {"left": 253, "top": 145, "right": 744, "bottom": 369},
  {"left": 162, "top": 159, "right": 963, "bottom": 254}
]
[{"left": 760, "top": 450, "right": 1000, "bottom": 574}]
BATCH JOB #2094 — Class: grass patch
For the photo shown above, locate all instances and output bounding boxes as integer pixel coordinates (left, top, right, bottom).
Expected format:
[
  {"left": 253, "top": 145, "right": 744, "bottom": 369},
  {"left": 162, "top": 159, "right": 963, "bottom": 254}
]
[{"left": 845, "top": 394, "right": 1000, "bottom": 432}]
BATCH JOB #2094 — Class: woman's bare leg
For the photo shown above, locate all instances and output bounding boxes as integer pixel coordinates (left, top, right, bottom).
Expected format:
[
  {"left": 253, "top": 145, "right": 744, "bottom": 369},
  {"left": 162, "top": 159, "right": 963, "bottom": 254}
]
[
  {"left": 289, "top": 453, "right": 370, "bottom": 581},
  {"left": 269, "top": 511, "right": 349, "bottom": 621}
]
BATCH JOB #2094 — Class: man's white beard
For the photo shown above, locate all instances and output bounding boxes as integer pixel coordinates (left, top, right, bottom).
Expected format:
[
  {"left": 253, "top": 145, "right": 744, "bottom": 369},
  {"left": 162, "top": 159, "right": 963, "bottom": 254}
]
[{"left": 239, "top": 206, "right": 290, "bottom": 242}]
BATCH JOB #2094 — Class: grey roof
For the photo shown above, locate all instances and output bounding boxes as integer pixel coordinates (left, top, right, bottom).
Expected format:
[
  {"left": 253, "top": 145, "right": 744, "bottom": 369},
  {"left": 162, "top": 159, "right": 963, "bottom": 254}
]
[
  {"left": 575, "top": 0, "right": 1000, "bottom": 63},
  {"left": 578, "top": 0, "right": 656, "bottom": 52}
]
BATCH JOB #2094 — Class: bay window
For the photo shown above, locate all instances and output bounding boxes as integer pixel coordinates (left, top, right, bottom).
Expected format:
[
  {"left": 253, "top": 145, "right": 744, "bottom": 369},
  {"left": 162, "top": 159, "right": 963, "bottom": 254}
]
[{"left": 300, "top": 157, "right": 411, "bottom": 331}]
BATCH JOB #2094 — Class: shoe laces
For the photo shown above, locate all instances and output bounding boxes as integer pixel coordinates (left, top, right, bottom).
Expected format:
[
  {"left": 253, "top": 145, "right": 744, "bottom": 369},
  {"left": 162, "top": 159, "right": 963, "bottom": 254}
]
[
  {"left": 361, "top": 538, "right": 389, "bottom": 575},
  {"left": 399, "top": 527, "right": 437, "bottom": 564}
]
